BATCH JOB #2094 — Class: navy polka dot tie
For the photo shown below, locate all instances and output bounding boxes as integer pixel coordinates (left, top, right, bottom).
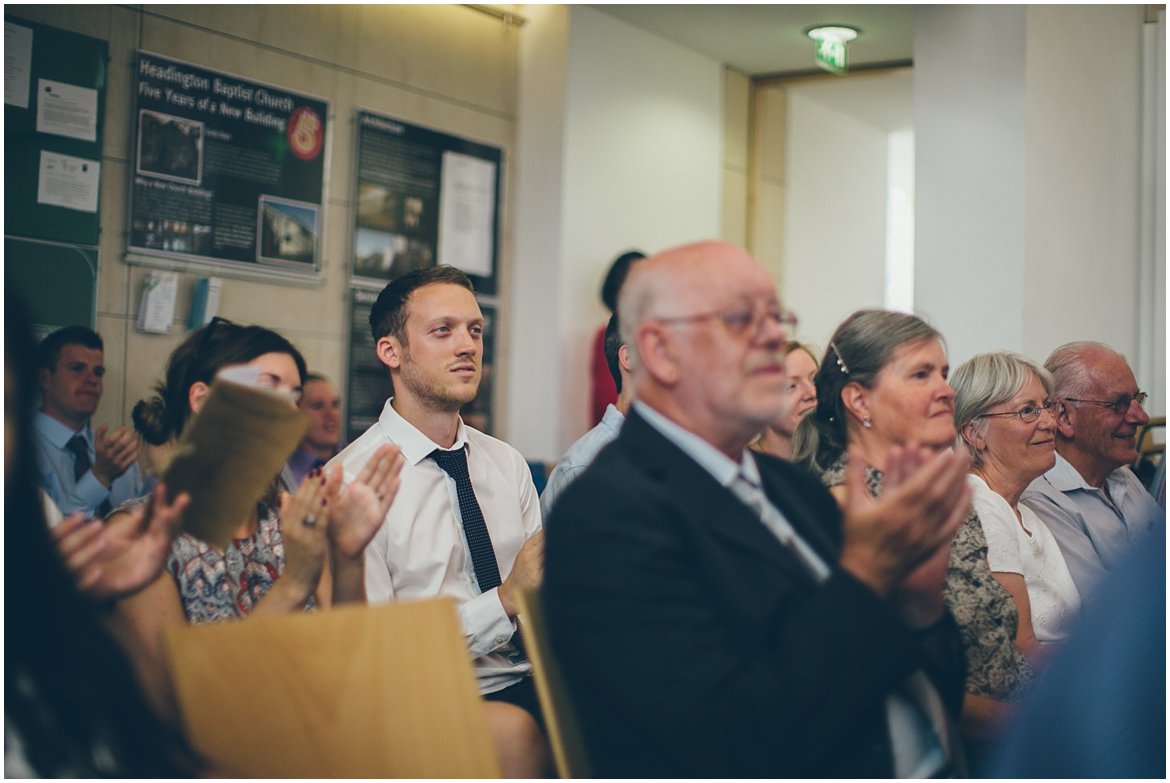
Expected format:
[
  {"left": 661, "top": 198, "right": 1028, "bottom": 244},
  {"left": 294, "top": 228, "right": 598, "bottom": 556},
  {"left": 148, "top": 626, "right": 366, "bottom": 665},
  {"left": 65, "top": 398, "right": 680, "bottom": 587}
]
[{"left": 431, "top": 446, "right": 502, "bottom": 592}]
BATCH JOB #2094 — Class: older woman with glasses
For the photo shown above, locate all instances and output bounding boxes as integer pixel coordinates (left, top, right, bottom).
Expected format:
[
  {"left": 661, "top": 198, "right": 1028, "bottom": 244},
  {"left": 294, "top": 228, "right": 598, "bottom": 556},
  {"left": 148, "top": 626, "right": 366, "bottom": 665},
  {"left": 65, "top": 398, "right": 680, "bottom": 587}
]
[{"left": 951, "top": 352, "right": 1081, "bottom": 661}]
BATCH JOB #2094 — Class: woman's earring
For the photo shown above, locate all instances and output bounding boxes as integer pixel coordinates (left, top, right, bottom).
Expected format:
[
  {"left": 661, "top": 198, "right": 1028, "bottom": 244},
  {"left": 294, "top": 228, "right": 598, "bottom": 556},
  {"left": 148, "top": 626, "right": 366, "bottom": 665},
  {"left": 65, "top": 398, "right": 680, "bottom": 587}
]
[{"left": 862, "top": 417, "right": 873, "bottom": 429}]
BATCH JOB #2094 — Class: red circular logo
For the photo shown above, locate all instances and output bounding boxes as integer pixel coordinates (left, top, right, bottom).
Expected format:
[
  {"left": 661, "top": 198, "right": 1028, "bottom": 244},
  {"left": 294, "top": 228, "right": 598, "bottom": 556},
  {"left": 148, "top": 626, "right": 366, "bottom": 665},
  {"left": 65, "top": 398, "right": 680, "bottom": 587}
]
[{"left": 287, "top": 106, "right": 324, "bottom": 161}]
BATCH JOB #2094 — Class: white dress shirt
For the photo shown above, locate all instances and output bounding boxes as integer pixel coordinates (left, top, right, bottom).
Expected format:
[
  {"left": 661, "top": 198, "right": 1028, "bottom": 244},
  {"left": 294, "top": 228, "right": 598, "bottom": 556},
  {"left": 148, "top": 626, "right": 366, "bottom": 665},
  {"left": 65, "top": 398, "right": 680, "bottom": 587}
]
[{"left": 331, "top": 398, "right": 542, "bottom": 694}]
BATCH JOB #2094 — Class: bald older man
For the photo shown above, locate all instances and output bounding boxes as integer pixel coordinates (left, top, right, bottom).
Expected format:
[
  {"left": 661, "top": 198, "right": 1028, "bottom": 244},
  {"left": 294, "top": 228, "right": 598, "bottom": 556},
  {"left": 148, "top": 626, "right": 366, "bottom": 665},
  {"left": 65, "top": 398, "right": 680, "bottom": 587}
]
[
  {"left": 543, "top": 241, "right": 971, "bottom": 777},
  {"left": 1021, "top": 342, "right": 1163, "bottom": 600}
]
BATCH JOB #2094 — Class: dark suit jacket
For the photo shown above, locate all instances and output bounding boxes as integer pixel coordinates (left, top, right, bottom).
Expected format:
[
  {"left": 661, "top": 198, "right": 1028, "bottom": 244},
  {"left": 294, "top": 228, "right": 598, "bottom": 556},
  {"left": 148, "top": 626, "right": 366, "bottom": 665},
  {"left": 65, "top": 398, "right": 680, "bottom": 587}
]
[{"left": 543, "top": 409, "right": 964, "bottom": 778}]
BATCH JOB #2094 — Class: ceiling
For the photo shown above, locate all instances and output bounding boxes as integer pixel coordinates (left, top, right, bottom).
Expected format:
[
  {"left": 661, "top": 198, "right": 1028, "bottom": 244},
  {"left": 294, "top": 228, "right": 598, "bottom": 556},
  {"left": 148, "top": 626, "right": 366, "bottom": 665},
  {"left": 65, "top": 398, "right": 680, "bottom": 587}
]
[{"left": 588, "top": 4, "right": 915, "bottom": 78}]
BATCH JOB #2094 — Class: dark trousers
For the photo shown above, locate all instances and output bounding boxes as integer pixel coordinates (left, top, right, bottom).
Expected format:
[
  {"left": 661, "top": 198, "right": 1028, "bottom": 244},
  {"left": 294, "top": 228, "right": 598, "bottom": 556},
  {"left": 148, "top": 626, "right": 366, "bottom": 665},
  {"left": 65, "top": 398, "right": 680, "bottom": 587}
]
[{"left": 483, "top": 675, "right": 546, "bottom": 734}]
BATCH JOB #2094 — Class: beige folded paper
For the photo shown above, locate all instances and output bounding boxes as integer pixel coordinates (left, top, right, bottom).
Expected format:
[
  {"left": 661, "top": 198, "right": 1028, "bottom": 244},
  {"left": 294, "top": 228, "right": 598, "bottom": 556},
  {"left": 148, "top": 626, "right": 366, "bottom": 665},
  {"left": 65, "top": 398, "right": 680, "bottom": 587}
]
[
  {"left": 164, "top": 598, "right": 501, "bottom": 777},
  {"left": 163, "top": 379, "right": 309, "bottom": 549}
]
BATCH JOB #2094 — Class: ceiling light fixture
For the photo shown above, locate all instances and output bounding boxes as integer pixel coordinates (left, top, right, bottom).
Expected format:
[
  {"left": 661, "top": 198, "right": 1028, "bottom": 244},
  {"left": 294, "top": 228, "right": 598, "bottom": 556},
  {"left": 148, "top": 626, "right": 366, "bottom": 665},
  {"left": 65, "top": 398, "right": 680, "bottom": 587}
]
[{"left": 805, "top": 25, "right": 860, "bottom": 75}]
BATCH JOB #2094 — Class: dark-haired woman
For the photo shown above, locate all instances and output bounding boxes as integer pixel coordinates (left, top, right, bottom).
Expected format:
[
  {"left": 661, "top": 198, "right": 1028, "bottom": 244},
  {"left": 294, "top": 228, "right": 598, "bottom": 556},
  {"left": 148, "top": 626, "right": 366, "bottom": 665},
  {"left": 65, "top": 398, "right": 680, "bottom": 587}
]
[
  {"left": 590, "top": 250, "right": 645, "bottom": 425},
  {"left": 109, "top": 318, "right": 403, "bottom": 723}
]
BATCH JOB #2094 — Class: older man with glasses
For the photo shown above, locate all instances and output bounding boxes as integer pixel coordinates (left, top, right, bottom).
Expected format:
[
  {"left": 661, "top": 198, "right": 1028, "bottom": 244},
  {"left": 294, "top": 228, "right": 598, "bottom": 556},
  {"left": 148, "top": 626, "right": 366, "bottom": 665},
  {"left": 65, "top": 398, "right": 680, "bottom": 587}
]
[
  {"left": 543, "top": 240, "right": 971, "bottom": 777},
  {"left": 1021, "top": 341, "right": 1164, "bottom": 601}
]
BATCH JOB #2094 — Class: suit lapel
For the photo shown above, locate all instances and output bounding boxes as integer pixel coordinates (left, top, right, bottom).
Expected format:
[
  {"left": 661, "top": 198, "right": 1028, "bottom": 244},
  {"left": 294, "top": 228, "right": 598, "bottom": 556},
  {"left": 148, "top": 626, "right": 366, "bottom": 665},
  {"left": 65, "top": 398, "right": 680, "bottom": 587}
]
[
  {"left": 619, "top": 411, "right": 828, "bottom": 584},
  {"left": 755, "top": 459, "right": 841, "bottom": 563}
]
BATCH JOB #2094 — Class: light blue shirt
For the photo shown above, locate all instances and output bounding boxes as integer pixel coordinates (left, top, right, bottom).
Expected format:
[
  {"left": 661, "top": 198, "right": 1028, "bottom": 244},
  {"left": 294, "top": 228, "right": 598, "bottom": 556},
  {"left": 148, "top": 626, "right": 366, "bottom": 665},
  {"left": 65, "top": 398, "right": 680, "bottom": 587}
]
[
  {"left": 32, "top": 411, "right": 149, "bottom": 517},
  {"left": 541, "top": 403, "right": 625, "bottom": 518},
  {"left": 1022, "top": 453, "right": 1164, "bottom": 600}
]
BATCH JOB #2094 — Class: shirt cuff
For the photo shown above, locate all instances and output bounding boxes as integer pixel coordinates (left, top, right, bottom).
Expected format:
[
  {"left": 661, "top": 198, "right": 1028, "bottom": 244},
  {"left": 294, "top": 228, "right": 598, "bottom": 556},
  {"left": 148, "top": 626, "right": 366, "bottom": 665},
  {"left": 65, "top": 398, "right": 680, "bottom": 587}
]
[{"left": 460, "top": 587, "right": 515, "bottom": 657}]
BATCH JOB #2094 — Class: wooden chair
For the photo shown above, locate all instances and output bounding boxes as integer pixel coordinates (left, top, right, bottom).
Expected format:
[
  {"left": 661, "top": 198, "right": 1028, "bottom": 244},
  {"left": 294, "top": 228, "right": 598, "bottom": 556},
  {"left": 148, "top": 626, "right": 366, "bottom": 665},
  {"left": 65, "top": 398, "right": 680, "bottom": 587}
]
[
  {"left": 517, "top": 587, "right": 592, "bottom": 778},
  {"left": 1134, "top": 416, "right": 1165, "bottom": 460},
  {"left": 164, "top": 598, "right": 501, "bottom": 777},
  {"left": 1132, "top": 416, "right": 1165, "bottom": 492}
]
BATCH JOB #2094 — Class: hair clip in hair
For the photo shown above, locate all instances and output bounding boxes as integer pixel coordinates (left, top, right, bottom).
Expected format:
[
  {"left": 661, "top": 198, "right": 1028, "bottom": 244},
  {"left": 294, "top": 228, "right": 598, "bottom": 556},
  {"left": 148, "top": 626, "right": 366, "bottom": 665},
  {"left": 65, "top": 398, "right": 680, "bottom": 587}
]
[{"left": 830, "top": 341, "right": 849, "bottom": 375}]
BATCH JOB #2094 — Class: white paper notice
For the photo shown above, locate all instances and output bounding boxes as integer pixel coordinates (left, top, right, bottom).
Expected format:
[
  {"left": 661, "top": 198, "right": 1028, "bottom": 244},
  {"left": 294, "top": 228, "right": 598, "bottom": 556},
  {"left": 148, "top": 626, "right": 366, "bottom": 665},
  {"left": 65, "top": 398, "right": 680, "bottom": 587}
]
[
  {"left": 36, "top": 78, "right": 98, "bottom": 142},
  {"left": 137, "top": 271, "right": 179, "bottom": 334},
  {"left": 5, "top": 22, "right": 33, "bottom": 108},
  {"left": 37, "top": 151, "right": 101, "bottom": 213},
  {"left": 437, "top": 151, "right": 496, "bottom": 277}
]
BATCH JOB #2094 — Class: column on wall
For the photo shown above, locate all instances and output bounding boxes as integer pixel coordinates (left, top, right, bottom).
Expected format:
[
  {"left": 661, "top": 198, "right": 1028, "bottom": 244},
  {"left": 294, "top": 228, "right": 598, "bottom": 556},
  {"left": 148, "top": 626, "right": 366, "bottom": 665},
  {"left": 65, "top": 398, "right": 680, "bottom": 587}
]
[
  {"left": 510, "top": 6, "right": 724, "bottom": 461},
  {"left": 915, "top": 5, "right": 1156, "bottom": 391}
]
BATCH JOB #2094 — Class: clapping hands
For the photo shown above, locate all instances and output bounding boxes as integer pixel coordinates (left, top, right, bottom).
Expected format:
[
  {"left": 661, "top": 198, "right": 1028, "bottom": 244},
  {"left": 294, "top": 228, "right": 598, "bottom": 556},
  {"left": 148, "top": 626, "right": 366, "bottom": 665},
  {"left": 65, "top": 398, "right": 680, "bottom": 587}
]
[
  {"left": 325, "top": 444, "right": 404, "bottom": 560},
  {"left": 92, "top": 425, "right": 140, "bottom": 487},
  {"left": 50, "top": 482, "right": 190, "bottom": 601},
  {"left": 838, "top": 443, "right": 971, "bottom": 627}
]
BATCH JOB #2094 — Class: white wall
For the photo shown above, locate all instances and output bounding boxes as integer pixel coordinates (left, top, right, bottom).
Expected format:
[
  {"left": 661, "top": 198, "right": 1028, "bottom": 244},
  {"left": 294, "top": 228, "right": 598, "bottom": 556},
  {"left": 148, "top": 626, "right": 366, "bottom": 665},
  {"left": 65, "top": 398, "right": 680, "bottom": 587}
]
[
  {"left": 781, "top": 79, "right": 902, "bottom": 351},
  {"left": 1138, "top": 11, "right": 1166, "bottom": 412},
  {"left": 510, "top": 6, "right": 723, "bottom": 460},
  {"left": 510, "top": 5, "right": 570, "bottom": 459},
  {"left": 915, "top": 5, "right": 1029, "bottom": 363},
  {"left": 916, "top": 5, "right": 1157, "bottom": 393},
  {"left": 1023, "top": 5, "right": 1145, "bottom": 362}
]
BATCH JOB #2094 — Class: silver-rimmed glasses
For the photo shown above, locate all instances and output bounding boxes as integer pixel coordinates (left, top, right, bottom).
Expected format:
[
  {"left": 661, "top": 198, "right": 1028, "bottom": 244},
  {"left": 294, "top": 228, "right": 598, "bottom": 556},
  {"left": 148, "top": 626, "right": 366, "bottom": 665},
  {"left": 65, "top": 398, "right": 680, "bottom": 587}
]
[
  {"left": 976, "top": 401, "right": 1060, "bottom": 423},
  {"left": 1064, "top": 391, "right": 1148, "bottom": 415}
]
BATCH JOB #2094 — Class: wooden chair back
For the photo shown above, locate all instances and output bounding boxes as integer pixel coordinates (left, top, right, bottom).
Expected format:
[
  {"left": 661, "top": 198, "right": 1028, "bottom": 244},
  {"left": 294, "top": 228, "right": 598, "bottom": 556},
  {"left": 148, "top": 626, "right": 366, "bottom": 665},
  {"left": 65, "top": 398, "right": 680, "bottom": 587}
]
[
  {"left": 517, "top": 587, "right": 592, "bottom": 778},
  {"left": 164, "top": 598, "right": 501, "bottom": 777},
  {"left": 1135, "top": 416, "right": 1165, "bottom": 460}
]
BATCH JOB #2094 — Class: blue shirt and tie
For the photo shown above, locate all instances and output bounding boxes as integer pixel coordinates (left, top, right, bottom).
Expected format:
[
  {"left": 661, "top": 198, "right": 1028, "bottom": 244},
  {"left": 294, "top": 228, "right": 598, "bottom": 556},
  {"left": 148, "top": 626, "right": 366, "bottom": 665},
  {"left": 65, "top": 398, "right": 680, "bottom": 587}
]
[{"left": 32, "top": 412, "right": 150, "bottom": 517}]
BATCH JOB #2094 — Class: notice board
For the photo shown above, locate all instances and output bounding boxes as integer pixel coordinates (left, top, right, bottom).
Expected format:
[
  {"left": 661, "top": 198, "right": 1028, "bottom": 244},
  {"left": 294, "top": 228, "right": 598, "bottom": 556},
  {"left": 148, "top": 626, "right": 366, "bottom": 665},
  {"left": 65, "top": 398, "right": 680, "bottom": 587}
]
[
  {"left": 352, "top": 110, "right": 501, "bottom": 295},
  {"left": 4, "top": 17, "right": 107, "bottom": 328},
  {"left": 127, "top": 52, "right": 329, "bottom": 278},
  {"left": 347, "top": 110, "right": 503, "bottom": 438}
]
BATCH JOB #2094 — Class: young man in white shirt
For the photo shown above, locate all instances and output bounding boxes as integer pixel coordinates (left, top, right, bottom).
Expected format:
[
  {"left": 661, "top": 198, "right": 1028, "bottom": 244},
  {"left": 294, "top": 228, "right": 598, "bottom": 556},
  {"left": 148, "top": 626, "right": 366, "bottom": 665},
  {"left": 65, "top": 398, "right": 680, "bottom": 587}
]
[{"left": 331, "top": 265, "right": 546, "bottom": 777}]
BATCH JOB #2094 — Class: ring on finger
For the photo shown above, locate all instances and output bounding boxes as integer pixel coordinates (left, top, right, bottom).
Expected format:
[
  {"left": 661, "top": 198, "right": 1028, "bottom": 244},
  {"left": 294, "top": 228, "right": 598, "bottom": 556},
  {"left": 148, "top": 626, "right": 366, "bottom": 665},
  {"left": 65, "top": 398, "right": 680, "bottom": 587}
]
[{"left": 303, "top": 514, "right": 317, "bottom": 528}]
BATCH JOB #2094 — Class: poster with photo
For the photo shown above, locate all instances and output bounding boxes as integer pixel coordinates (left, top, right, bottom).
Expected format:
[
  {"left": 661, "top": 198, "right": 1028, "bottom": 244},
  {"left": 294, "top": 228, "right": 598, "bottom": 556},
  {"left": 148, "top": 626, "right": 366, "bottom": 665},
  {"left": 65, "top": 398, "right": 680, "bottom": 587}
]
[
  {"left": 346, "top": 286, "right": 497, "bottom": 439},
  {"left": 128, "top": 52, "right": 328, "bottom": 273},
  {"left": 353, "top": 110, "right": 500, "bottom": 294},
  {"left": 345, "top": 286, "right": 393, "bottom": 441}
]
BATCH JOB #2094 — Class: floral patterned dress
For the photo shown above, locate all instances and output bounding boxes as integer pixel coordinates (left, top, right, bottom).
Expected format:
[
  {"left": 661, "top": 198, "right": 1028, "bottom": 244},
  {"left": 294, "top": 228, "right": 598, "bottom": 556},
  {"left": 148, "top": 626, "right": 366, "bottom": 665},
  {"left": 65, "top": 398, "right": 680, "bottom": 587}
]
[
  {"left": 166, "top": 507, "right": 315, "bottom": 623},
  {"left": 821, "top": 458, "right": 1034, "bottom": 701}
]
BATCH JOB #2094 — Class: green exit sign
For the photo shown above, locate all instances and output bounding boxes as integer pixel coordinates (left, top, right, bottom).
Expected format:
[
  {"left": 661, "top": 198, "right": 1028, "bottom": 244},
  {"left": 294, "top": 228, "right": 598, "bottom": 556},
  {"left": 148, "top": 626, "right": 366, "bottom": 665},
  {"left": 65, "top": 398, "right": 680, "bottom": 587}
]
[{"left": 815, "top": 38, "right": 847, "bottom": 74}]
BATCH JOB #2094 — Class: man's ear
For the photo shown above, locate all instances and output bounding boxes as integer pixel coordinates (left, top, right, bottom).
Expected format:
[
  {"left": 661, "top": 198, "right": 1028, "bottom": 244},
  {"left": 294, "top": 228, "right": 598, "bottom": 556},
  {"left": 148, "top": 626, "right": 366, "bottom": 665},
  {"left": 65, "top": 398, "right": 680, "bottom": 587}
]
[
  {"left": 635, "top": 325, "right": 681, "bottom": 386},
  {"left": 839, "top": 381, "right": 870, "bottom": 426},
  {"left": 188, "top": 381, "right": 211, "bottom": 415},
  {"left": 376, "top": 336, "right": 403, "bottom": 371},
  {"left": 618, "top": 343, "right": 632, "bottom": 374},
  {"left": 1053, "top": 399, "right": 1076, "bottom": 439},
  {"left": 37, "top": 367, "right": 52, "bottom": 393}
]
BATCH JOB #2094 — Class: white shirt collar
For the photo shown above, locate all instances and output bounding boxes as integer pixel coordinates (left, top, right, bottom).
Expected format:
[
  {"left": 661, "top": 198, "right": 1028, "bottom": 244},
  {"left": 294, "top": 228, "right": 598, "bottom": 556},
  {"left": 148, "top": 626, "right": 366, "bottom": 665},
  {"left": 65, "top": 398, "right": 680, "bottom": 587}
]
[
  {"left": 633, "top": 400, "right": 758, "bottom": 489},
  {"left": 376, "top": 398, "right": 468, "bottom": 466}
]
